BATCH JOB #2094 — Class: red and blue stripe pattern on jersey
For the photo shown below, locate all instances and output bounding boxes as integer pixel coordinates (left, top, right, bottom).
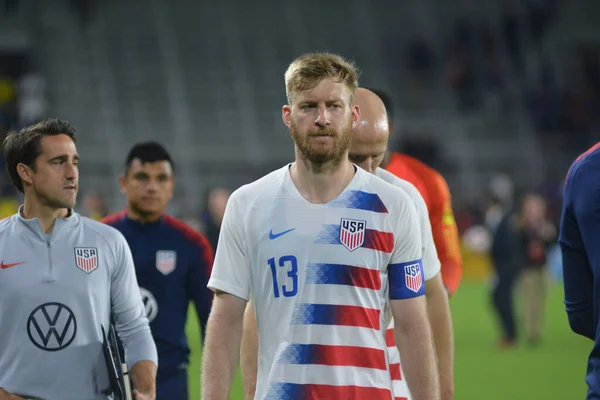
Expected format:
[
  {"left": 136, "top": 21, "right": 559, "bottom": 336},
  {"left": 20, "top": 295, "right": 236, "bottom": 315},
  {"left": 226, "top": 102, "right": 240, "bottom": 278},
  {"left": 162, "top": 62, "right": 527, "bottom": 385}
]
[
  {"left": 290, "top": 303, "right": 380, "bottom": 329},
  {"left": 305, "top": 263, "right": 381, "bottom": 290},
  {"left": 276, "top": 344, "right": 387, "bottom": 369},
  {"left": 265, "top": 382, "right": 392, "bottom": 400},
  {"left": 315, "top": 224, "right": 394, "bottom": 253},
  {"left": 326, "top": 190, "right": 389, "bottom": 213}
]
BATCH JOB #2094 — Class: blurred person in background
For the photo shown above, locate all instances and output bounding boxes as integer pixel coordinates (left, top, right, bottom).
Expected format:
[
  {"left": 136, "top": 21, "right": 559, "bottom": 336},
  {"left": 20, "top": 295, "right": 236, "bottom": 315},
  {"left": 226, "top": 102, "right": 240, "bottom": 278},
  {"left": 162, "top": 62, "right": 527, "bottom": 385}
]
[
  {"left": 102, "top": 142, "right": 214, "bottom": 400},
  {"left": 485, "top": 174, "right": 518, "bottom": 348},
  {"left": 519, "top": 193, "right": 556, "bottom": 345},
  {"left": 489, "top": 198, "right": 522, "bottom": 349},
  {"left": 485, "top": 196, "right": 505, "bottom": 233},
  {"left": 489, "top": 192, "right": 556, "bottom": 348},
  {"left": 559, "top": 141, "right": 600, "bottom": 399},
  {"left": 485, "top": 174, "right": 515, "bottom": 233},
  {"left": 200, "top": 187, "right": 231, "bottom": 252},
  {"left": 367, "top": 88, "right": 463, "bottom": 296}
]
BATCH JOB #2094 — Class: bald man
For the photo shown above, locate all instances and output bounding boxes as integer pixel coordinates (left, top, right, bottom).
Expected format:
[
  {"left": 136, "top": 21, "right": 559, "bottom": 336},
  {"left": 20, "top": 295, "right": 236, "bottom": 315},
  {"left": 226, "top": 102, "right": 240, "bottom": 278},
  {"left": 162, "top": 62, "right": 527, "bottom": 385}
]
[
  {"left": 365, "top": 89, "right": 462, "bottom": 297},
  {"left": 349, "top": 88, "right": 454, "bottom": 400},
  {"left": 239, "top": 89, "right": 453, "bottom": 400}
]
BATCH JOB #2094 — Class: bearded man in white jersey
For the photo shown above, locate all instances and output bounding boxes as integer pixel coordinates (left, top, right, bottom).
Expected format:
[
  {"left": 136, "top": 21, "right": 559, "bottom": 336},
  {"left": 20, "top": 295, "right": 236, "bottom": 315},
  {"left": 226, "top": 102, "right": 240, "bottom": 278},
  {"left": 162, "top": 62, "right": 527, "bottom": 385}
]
[
  {"left": 240, "top": 90, "right": 452, "bottom": 399},
  {"left": 201, "top": 53, "right": 439, "bottom": 400}
]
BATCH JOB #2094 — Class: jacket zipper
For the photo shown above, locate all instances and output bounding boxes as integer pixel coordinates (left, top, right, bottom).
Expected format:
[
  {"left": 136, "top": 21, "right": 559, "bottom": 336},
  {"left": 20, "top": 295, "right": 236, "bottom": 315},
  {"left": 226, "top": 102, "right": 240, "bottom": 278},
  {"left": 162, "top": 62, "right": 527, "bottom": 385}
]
[{"left": 47, "top": 239, "right": 53, "bottom": 278}]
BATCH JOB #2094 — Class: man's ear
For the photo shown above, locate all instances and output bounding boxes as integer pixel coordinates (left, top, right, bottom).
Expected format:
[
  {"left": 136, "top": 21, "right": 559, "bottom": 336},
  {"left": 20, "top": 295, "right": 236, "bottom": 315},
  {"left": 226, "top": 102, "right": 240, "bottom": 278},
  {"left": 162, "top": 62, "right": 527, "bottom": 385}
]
[
  {"left": 282, "top": 105, "right": 292, "bottom": 128},
  {"left": 351, "top": 104, "right": 361, "bottom": 130},
  {"left": 16, "top": 163, "right": 34, "bottom": 187}
]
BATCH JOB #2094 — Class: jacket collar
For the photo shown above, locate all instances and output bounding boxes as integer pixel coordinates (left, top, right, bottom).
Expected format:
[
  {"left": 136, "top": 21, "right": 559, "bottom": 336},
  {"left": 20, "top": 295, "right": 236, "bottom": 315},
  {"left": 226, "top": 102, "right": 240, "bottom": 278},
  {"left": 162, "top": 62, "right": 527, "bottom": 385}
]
[{"left": 15, "top": 205, "right": 79, "bottom": 242}]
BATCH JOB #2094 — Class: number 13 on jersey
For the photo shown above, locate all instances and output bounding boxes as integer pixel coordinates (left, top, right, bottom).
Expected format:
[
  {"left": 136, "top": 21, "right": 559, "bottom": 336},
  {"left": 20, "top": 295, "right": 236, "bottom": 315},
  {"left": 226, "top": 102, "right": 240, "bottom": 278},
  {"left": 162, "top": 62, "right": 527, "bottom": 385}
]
[{"left": 268, "top": 255, "right": 298, "bottom": 298}]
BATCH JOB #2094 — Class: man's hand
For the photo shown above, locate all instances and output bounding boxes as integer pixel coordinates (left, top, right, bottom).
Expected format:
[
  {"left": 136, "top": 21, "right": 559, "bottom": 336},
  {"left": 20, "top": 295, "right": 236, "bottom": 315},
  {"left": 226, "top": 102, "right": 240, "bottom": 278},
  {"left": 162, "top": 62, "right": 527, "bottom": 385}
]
[
  {"left": 132, "top": 388, "right": 155, "bottom": 400},
  {"left": 0, "top": 388, "right": 25, "bottom": 400},
  {"left": 130, "top": 360, "right": 157, "bottom": 400}
]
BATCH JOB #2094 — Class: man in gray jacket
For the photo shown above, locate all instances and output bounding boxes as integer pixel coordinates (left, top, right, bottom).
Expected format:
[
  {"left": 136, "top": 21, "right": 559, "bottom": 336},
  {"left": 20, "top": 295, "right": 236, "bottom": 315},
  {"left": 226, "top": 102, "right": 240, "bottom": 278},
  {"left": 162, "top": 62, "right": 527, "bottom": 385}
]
[{"left": 0, "top": 119, "right": 158, "bottom": 400}]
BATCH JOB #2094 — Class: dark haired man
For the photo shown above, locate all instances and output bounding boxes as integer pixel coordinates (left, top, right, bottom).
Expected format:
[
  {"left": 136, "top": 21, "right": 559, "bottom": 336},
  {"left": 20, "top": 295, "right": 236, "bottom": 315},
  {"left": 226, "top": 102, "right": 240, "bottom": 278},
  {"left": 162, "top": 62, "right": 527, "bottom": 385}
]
[
  {"left": 0, "top": 119, "right": 157, "bottom": 400},
  {"left": 102, "top": 141, "right": 214, "bottom": 400}
]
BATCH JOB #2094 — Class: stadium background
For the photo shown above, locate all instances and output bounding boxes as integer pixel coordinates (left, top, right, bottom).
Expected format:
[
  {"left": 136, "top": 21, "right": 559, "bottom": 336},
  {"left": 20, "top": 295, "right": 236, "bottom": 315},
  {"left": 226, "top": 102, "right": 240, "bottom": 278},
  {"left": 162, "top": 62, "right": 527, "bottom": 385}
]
[{"left": 0, "top": 0, "right": 596, "bottom": 398}]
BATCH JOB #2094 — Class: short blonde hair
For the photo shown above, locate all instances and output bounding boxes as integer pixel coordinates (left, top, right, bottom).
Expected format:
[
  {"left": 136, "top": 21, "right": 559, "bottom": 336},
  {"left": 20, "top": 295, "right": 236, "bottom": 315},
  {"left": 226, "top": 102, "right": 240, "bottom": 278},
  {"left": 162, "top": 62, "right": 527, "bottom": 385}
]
[{"left": 284, "top": 52, "right": 360, "bottom": 105}]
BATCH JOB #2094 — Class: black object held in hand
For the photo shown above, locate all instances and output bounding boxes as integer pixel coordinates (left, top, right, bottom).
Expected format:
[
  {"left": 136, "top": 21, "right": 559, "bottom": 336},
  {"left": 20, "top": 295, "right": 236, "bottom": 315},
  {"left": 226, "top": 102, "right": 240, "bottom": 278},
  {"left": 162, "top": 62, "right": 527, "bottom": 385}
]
[{"left": 102, "top": 324, "right": 131, "bottom": 400}]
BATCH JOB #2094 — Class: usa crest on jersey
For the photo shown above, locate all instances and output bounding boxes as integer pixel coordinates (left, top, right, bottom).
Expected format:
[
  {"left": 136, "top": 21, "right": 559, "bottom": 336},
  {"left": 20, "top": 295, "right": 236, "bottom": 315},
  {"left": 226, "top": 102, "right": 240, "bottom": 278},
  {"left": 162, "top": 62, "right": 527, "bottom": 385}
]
[
  {"left": 404, "top": 262, "right": 423, "bottom": 293},
  {"left": 340, "top": 218, "right": 366, "bottom": 252},
  {"left": 156, "top": 250, "right": 177, "bottom": 275},
  {"left": 74, "top": 247, "right": 98, "bottom": 274}
]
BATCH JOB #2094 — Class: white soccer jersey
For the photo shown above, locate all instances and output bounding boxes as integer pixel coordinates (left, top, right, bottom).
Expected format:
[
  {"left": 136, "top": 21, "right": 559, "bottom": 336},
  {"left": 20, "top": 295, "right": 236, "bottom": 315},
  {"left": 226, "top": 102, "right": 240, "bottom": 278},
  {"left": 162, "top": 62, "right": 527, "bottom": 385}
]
[
  {"left": 208, "top": 165, "right": 424, "bottom": 400},
  {"left": 375, "top": 167, "right": 441, "bottom": 400}
]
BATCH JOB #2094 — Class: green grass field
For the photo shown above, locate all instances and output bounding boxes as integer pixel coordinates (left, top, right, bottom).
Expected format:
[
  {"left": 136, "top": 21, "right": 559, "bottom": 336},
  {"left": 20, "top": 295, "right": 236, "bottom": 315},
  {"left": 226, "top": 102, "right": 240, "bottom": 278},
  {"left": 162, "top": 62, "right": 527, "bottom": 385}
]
[{"left": 185, "top": 282, "right": 591, "bottom": 399}]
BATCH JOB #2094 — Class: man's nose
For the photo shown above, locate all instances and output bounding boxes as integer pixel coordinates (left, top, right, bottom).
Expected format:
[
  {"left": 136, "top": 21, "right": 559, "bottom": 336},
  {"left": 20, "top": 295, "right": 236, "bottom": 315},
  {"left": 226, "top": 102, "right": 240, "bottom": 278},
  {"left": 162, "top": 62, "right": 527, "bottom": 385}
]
[
  {"left": 65, "top": 161, "right": 78, "bottom": 180},
  {"left": 146, "top": 179, "right": 159, "bottom": 192},
  {"left": 314, "top": 106, "right": 330, "bottom": 128}
]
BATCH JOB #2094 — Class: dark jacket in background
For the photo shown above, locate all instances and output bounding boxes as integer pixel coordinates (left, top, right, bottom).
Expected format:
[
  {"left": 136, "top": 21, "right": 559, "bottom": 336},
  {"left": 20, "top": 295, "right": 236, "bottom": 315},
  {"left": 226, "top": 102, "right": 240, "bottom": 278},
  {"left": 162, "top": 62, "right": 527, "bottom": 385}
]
[
  {"left": 492, "top": 212, "right": 526, "bottom": 275},
  {"left": 490, "top": 211, "right": 525, "bottom": 342}
]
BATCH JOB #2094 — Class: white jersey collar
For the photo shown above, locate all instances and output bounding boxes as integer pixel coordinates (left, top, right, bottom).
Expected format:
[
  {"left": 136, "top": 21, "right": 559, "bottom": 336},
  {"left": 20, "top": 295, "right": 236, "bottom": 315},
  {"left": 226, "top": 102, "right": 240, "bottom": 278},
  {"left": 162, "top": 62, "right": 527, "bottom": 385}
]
[{"left": 282, "top": 163, "right": 367, "bottom": 206}]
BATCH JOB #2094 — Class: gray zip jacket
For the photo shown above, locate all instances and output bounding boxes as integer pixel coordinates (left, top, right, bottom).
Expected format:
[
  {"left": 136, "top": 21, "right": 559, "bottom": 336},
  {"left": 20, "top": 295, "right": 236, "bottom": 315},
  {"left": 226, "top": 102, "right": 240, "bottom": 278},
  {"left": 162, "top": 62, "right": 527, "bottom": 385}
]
[{"left": 0, "top": 207, "right": 158, "bottom": 399}]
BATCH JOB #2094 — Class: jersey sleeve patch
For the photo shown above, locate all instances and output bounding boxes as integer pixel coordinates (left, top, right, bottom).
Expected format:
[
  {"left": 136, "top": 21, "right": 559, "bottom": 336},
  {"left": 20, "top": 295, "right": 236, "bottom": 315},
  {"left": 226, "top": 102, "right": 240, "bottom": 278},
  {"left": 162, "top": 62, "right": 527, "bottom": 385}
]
[{"left": 389, "top": 259, "right": 425, "bottom": 299}]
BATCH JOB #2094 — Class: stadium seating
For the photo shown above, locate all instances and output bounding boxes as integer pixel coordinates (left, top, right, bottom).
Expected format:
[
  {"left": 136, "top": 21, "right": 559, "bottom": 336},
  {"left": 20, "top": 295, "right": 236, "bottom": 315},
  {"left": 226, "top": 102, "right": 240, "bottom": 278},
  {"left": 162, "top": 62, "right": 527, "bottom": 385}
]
[{"left": 9, "top": 0, "right": 597, "bottom": 209}]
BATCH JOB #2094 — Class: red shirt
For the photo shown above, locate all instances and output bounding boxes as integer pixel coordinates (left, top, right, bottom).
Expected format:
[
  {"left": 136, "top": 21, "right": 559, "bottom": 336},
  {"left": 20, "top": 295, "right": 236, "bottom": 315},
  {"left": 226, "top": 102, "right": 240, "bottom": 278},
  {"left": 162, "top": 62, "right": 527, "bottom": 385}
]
[{"left": 385, "top": 152, "right": 462, "bottom": 294}]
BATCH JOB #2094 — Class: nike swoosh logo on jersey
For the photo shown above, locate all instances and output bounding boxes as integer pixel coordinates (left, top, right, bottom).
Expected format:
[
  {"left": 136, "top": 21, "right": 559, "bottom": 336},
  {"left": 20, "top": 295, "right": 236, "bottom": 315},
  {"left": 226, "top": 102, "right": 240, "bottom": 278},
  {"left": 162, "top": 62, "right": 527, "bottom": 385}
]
[
  {"left": 269, "top": 228, "right": 295, "bottom": 240},
  {"left": 0, "top": 261, "right": 24, "bottom": 269}
]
